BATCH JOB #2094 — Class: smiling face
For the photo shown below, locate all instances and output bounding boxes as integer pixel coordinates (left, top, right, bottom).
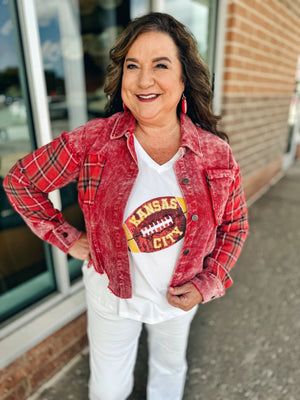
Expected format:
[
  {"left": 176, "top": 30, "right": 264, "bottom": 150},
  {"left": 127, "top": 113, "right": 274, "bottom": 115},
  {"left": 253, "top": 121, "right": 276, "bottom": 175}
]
[{"left": 121, "top": 31, "right": 185, "bottom": 127}]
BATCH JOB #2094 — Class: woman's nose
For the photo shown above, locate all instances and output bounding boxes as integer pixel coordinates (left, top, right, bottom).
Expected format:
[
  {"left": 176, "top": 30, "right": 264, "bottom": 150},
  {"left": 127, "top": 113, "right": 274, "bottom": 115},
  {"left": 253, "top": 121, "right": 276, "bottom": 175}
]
[{"left": 138, "top": 68, "right": 154, "bottom": 88}]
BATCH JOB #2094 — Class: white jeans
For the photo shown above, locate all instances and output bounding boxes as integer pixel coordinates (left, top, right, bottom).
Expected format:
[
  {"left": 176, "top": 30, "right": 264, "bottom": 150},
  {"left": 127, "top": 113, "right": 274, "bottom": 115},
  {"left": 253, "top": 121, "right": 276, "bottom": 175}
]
[{"left": 86, "top": 294, "right": 197, "bottom": 400}]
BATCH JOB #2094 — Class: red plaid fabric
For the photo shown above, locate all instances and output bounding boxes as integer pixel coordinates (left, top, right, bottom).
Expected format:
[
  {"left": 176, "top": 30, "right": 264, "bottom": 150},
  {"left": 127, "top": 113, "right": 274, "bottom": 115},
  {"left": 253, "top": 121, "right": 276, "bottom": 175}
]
[
  {"left": 205, "top": 173, "right": 247, "bottom": 285},
  {"left": 78, "top": 154, "right": 106, "bottom": 204},
  {"left": 191, "top": 168, "right": 248, "bottom": 302},
  {"left": 3, "top": 134, "right": 82, "bottom": 251}
]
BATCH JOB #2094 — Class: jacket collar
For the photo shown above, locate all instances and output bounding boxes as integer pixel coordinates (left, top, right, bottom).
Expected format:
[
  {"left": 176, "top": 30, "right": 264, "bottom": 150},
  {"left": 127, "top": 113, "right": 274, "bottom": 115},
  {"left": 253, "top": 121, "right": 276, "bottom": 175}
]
[
  {"left": 110, "top": 111, "right": 203, "bottom": 158},
  {"left": 180, "top": 113, "right": 203, "bottom": 158},
  {"left": 110, "top": 112, "right": 136, "bottom": 139}
]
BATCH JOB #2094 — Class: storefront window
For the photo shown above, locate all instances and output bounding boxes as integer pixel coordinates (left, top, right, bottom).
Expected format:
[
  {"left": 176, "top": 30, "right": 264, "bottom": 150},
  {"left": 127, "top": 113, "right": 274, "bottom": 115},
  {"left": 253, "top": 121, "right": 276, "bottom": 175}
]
[
  {"left": 0, "top": 1, "right": 55, "bottom": 322},
  {"left": 35, "top": 0, "right": 131, "bottom": 135},
  {"left": 130, "top": 0, "right": 150, "bottom": 18},
  {"left": 157, "top": 0, "right": 216, "bottom": 70}
]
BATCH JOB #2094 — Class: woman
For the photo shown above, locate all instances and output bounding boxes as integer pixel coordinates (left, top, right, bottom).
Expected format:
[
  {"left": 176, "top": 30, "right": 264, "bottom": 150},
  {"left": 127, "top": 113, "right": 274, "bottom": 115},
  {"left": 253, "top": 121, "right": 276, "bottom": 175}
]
[{"left": 4, "top": 12, "right": 248, "bottom": 400}]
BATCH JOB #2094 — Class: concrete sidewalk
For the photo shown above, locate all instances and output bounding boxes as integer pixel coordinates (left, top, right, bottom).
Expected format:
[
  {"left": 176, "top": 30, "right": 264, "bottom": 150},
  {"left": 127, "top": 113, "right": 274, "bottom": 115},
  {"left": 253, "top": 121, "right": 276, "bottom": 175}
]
[{"left": 29, "top": 161, "right": 300, "bottom": 400}]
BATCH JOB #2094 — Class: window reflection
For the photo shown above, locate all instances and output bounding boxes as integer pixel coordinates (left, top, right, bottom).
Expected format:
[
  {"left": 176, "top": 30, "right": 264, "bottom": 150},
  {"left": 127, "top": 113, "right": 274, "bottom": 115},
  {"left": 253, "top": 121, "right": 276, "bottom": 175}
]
[
  {"left": 80, "top": 0, "right": 130, "bottom": 119},
  {"left": 36, "top": 0, "right": 87, "bottom": 137},
  {"left": 35, "top": 0, "right": 131, "bottom": 136},
  {"left": 163, "top": 0, "right": 211, "bottom": 61},
  {"left": 0, "top": 4, "right": 31, "bottom": 156}
]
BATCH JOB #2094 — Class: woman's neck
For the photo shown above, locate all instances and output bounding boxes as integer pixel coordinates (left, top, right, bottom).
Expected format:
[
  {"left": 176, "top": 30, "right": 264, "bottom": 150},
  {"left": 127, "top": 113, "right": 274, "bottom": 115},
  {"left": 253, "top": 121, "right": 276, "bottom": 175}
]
[
  {"left": 134, "top": 119, "right": 181, "bottom": 146},
  {"left": 133, "top": 119, "right": 182, "bottom": 165}
]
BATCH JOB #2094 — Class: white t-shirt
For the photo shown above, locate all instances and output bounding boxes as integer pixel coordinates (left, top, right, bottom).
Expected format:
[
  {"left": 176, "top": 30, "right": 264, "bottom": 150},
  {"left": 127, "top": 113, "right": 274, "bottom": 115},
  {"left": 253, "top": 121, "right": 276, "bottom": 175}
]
[{"left": 83, "top": 136, "right": 189, "bottom": 323}]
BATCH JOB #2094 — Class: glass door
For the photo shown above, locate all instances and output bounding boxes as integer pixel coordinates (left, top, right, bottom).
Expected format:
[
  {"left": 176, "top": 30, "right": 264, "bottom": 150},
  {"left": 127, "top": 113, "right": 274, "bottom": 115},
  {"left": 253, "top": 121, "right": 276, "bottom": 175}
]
[{"left": 0, "top": 1, "right": 56, "bottom": 322}]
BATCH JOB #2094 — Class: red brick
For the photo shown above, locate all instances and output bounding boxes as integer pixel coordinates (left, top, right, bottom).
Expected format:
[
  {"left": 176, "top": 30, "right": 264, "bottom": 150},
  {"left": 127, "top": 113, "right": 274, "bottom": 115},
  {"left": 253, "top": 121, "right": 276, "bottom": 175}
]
[
  {"left": 2, "top": 381, "right": 28, "bottom": 400},
  {"left": 28, "top": 334, "right": 88, "bottom": 393},
  {"left": 23, "top": 313, "right": 87, "bottom": 376},
  {"left": 1, "top": 313, "right": 88, "bottom": 400},
  {"left": 226, "top": 15, "right": 240, "bottom": 29},
  {"left": 0, "top": 357, "right": 27, "bottom": 396},
  {"left": 242, "top": 157, "right": 283, "bottom": 201}
]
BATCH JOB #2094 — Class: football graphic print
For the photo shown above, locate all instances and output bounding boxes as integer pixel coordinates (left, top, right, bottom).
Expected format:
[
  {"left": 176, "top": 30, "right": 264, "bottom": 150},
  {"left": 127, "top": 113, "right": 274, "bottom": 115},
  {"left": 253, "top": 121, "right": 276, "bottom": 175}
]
[{"left": 123, "top": 196, "right": 187, "bottom": 253}]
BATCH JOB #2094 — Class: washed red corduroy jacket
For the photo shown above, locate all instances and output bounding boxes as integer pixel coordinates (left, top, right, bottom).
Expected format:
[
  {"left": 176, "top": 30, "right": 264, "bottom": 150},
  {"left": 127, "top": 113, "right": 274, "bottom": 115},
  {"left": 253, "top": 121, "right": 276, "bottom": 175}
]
[{"left": 3, "top": 112, "right": 248, "bottom": 303}]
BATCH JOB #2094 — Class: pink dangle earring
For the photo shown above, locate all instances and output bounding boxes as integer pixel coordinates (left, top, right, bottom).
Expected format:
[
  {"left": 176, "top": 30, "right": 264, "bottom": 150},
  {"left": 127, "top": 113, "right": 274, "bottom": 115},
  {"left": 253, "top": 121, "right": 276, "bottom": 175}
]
[
  {"left": 123, "top": 103, "right": 128, "bottom": 112},
  {"left": 181, "top": 94, "right": 187, "bottom": 114}
]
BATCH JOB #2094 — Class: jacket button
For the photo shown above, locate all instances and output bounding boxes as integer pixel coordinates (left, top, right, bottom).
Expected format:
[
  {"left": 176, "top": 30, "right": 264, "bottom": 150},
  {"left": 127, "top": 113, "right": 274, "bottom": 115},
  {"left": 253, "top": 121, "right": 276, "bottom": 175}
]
[
  {"left": 191, "top": 214, "right": 198, "bottom": 221},
  {"left": 183, "top": 249, "right": 189, "bottom": 255},
  {"left": 182, "top": 178, "right": 189, "bottom": 184},
  {"left": 62, "top": 232, "right": 68, "bottom": 238}
]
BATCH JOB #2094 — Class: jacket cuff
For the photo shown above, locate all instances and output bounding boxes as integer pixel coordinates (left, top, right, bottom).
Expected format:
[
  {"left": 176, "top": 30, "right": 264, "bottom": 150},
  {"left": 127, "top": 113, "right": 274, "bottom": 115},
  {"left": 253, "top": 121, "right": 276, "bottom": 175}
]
[
  {"left": 47, "top": 221, "right": 82, "bottom": 253},
  {"left": 191, "top": 271, "right": 225, "bottom": 304}
]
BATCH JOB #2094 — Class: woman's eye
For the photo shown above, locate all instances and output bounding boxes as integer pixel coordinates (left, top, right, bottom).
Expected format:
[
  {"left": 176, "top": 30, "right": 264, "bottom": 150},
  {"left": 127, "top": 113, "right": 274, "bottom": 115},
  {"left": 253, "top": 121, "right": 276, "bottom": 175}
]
[
  {"left": 126, "top": 64, "right": 138, "bottom": 70},
  {"left": 155, "top": 63, "right": 168, "bottom": 69}
]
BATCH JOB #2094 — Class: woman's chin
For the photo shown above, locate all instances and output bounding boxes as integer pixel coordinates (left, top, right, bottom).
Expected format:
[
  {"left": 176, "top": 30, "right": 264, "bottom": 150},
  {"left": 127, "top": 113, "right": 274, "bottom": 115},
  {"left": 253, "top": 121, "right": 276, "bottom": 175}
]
[{"left": 131, "top": 109, "right": 161, "bottom": 124}]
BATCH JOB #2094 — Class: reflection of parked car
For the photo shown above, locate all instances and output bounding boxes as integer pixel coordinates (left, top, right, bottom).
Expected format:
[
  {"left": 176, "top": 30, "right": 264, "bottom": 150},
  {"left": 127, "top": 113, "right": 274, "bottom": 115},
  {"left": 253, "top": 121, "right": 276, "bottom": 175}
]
[
  {"left": 9, "top": 99, "right": 26, "bottom": 118},
  {"left": 0, "top": 97, "right": 30, "bottom": 144},
  {"left": 0, "top": 94, "right": 6, "bottom": 107},
  {"left": 0, "top": 128, "right": 8, "bottom": 140},
  {"left": 48, "top": 95, "right": 68, "bottom": 120}
]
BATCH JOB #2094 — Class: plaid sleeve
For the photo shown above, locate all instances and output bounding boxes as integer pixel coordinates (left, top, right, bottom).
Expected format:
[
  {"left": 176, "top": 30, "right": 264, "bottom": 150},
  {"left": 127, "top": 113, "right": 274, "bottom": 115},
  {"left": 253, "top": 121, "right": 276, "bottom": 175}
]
[
  {"left": 3, "top": 132, "right": 83, "bottom": 253},
  {"left": 191, "top": 169, "right": 249, "bottom": 303}
]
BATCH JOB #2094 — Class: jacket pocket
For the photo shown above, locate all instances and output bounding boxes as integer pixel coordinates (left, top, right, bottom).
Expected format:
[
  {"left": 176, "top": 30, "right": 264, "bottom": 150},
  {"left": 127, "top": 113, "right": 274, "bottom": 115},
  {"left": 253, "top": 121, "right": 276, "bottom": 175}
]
[
  {"left": 205, "top": 169, "right": 235, "bottom": 225},
  {"left": 78, "top": 154, "right": 106, "bottom": 204}
]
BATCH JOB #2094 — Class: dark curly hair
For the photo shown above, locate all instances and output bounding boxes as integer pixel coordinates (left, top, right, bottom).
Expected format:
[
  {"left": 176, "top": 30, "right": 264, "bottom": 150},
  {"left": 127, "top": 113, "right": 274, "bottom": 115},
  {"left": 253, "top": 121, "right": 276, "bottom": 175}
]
[{"left": 104, "top": 12, "right": 228, "bottom": 141}]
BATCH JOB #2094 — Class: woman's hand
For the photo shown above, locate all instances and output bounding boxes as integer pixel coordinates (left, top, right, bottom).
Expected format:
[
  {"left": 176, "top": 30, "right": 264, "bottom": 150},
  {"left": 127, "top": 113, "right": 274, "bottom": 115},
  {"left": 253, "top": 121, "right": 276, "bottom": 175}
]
[
  {"left": 167, "top": 283, "right": 203, "bottom": 311},
  {"left": 68, "top": 232, "right": 91, "bottom": 261}
]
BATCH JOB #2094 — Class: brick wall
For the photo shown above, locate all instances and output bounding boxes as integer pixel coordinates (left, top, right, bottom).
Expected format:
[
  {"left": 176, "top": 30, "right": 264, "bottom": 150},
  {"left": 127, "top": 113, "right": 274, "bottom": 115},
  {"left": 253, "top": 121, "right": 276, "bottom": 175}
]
[
  {"left": 0, "top": 313, "right": 88, "bottom": 400},
  {"left": 221, "top": 0, "right": 300, "bottom": 200}
]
